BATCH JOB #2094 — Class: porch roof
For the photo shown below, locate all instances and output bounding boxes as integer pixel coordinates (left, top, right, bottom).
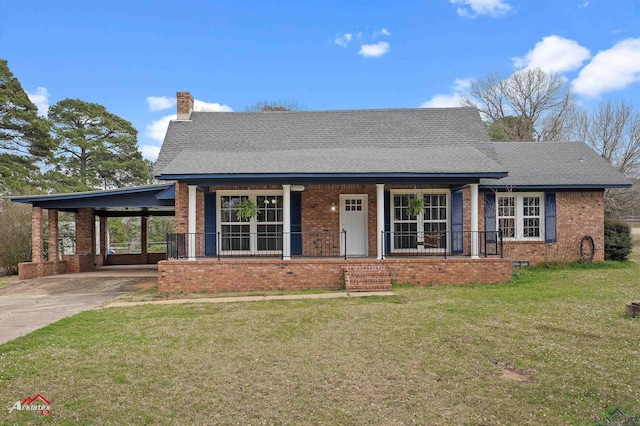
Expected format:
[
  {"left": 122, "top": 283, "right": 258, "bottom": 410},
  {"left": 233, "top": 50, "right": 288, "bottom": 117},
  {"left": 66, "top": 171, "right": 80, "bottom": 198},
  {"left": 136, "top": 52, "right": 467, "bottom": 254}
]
[{"left": 10, "top": 184, "right": 176, "bottom": 216}]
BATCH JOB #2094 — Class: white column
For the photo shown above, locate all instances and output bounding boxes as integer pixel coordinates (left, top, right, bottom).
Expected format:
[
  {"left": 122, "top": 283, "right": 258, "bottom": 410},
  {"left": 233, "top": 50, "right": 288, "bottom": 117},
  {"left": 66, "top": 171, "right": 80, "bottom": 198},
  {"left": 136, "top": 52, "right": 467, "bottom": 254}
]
[
  {"left": 282, "top": 185, "right": 291, "bottom": 260},
  {"left": 470, "top": 183, "right": 479, "bottom": 259},
  {"left": 188, "top": 185, "right": 197, "bottom": 260},
  {"left": 376, "top": 184, "right": 385, "bottom": 259}
]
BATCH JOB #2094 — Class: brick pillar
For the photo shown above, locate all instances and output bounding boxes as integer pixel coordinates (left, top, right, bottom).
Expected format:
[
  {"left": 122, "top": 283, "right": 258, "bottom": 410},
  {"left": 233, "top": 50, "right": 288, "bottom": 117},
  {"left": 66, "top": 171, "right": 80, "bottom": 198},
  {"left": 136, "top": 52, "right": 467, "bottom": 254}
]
[
  {"left": 175, "top": 182, "right": 189, "bottom": 234},
  {"left": 48, "top": 210, "right": 59, "bottom": 262},
  {"left": 31, "top": 207, "right": 44, "bottom": 264},
  {"left": 141, "top": 216, "right": 148, "bottom": 257},
  {"left": 75, "top": 208, "right": 95, "bottom": 272},
  {"left": 100, "top": 216, "right": 107, "bottom": 265}
]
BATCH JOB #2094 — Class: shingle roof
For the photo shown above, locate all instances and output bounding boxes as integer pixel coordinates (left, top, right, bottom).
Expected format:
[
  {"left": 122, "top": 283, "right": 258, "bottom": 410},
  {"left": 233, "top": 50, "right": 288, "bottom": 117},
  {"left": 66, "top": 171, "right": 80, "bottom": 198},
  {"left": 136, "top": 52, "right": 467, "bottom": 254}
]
[
  {"left": 479, "top": 142, "right": 631, "bottom": 188},
  {"left": 154, "top": 108, "right": 498, "bottom": 176}
]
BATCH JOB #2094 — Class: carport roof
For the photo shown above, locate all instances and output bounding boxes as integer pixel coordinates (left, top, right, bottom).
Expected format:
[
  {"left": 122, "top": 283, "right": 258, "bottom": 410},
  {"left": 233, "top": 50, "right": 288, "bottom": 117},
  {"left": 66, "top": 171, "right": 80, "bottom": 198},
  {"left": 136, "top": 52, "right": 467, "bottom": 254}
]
[{"left": 10, "top": 184, "right": 175, "bottom": 217}]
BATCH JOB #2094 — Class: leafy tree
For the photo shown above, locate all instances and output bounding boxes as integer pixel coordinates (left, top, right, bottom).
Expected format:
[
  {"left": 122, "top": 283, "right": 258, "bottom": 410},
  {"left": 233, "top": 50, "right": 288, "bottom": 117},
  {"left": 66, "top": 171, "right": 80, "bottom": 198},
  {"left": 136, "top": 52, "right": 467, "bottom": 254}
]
[
  {"left": 0, "top": 58, "right": 53, "bottom": 194},
  {"left": 463, "top": 68, "right": 575, "bottom": 142},
  {"left": 47, "top": 98, "right": 152, "bottom": 191},
  {"left": 245, "top": 100, "right": 306, "bottom": 112},
  {"left": 0, "top": 199, "right": 31, "bottom": 274}
]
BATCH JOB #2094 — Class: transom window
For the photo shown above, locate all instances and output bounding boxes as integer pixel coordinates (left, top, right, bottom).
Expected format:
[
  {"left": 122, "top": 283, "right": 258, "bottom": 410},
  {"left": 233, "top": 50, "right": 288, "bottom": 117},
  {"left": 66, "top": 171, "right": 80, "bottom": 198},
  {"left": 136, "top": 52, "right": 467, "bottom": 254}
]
[
  {"left": 391, "top": 191, "right": 449, "bottom": 251},
  {"left": 496, "top": 193, "right": 544, "bottom": 240},
  {"left": 218, "top": 192, "right": 283, "bottom": 253}
]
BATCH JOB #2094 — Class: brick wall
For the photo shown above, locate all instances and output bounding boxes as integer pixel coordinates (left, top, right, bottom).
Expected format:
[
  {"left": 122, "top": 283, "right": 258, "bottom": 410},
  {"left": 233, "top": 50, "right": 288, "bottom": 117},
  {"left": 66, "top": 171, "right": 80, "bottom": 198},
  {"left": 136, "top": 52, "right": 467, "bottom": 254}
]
[
  {"left": 175, "top": 182, "right": 189, "bottom": 234},
  {"left": 484, "top": 191, "right": 605, "bottom": 264},
  {"left": 18, "top": 261, "right": 67, "bottom": 280},
  {"left": 158, "top": 257, "right": 512, "bottom": 293}
]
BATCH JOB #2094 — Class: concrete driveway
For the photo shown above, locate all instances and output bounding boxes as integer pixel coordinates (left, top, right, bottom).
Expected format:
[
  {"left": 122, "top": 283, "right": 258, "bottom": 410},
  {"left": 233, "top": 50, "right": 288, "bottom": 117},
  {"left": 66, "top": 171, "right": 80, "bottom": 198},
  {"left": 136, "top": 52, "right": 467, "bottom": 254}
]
[{"left": 0, "top": 266, "right": 157, "bottom": 345}]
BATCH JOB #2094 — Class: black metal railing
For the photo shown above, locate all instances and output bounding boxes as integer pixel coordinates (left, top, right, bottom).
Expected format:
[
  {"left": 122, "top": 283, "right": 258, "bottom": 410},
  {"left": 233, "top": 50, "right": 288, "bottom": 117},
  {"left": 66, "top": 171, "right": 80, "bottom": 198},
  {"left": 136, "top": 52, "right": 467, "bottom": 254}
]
[
  {"left": 381, "top": 230, "right": 502, "bottom": 258},
  {"left": 166, "top": 231, "right": 347, "bottom": 260}
]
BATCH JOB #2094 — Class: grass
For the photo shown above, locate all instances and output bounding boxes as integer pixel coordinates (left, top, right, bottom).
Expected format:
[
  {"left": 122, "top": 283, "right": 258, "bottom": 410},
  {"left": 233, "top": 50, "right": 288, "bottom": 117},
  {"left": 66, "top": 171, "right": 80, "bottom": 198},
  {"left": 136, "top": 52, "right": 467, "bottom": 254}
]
[{"left": 1, "top": 250, "right": 639, "bottom": 424}]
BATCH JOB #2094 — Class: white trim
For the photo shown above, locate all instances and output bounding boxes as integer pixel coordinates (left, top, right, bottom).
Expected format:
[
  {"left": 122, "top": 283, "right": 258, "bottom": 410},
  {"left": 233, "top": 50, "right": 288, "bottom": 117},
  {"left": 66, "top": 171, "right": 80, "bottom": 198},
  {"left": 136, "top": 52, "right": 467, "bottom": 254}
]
[
  {"left": 389, "top": 189, "right": 451, "bottom": 254},
  {"left": 282, "top": 185, "right": 291, "bottom": 260},
  {"left": 470, "top": 183, "right": 479, "bottom": 259},
  {"left": 339, "top": 194, "right": 368, "bottom": 257},
  {"left": 495, "top": 192, "right": 545, "bottom": 241},
  {"left": 376, "top": 184, "right": 384, "bottom": 259}
]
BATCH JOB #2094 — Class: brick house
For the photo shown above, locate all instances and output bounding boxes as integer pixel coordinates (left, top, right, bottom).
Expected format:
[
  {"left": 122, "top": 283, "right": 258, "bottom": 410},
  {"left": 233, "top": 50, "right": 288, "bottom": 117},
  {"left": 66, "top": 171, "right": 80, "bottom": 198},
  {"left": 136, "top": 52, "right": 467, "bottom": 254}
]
[{"left": 13, "top": 91, "right": 630, "bottom": 292}]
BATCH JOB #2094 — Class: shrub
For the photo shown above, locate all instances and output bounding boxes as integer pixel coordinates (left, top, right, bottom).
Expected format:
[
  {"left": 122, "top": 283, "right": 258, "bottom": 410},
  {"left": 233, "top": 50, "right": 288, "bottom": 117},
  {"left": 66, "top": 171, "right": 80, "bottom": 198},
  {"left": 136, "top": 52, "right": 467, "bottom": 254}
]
[{"left": 604, "top": 220, "right": 632, "bottom": 261}]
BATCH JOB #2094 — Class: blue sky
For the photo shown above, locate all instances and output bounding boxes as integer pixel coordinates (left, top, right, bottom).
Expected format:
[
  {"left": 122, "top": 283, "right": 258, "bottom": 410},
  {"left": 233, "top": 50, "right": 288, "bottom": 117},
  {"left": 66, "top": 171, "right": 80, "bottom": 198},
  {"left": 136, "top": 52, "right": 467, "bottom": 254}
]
[{"left": 1, "top": 0, "right": 639, "bottom": 160}]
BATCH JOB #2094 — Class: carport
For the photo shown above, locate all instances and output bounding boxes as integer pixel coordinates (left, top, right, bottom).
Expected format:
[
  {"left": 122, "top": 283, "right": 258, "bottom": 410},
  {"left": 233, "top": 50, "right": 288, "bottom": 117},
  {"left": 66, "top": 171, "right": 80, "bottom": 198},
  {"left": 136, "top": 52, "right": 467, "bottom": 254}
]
[{"left": 11, "top": 184, "right": 175, "bottom": 280}]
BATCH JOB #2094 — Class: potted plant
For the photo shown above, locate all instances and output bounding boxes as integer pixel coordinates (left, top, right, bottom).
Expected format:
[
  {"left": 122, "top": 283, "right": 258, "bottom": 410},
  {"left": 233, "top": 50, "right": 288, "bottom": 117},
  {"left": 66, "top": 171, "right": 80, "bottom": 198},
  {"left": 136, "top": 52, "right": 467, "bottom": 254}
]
[
  {"left": 406, "top": 196, "right": 424, "bottom": 217},
  {"left": 235, "top": 198, "right": 259, "bottom": 219}
]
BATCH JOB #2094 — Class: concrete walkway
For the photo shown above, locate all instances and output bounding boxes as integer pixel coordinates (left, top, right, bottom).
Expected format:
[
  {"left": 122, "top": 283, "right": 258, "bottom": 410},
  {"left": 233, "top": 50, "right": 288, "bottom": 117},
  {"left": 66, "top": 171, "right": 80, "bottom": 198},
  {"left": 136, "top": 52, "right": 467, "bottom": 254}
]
[{"left": 103, "top": 291, "right": 396, "bottom": 308}]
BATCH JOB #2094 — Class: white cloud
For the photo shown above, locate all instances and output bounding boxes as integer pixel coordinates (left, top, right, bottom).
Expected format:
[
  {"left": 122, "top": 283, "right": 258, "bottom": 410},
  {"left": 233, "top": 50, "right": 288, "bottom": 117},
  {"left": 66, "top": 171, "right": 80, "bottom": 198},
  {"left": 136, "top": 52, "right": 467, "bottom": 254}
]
[
  {"left": 146, "top": 114, "right": 176, "bottom": 143},
  {"left": 450, "top": 0, "right": 511, "bottom": 18},
  {"left": 146, "top": 96, "right": 176, "bottom": 111},
  {"left": 373, "top": 28, "right": 391, "bottom": 38},
  {"left": 26, "top": 86, "right": 49, "bottom": 116},
  {"left": 193, "top": 99, "right": 233, "bottom": 112},
  {"left": 334, "top": 33, "right": 353, "bottom": 47},
  {"left": 573, "top": 38, "right": 640, "bottom": 97},
  {"left": 358, "top": 41, "right": 390, "bottom": 58},
  {"left": 420, "top": 78, "right": 471, "bottom": 108},
  {"left": 513, "top": 35, "right": 591, "bottom": 73},
  {"left": 578, "top": 1, "right": 589, "bottom": 8},
  {"left": 140, "top": 144, "right": 161, "bottom": 160}
]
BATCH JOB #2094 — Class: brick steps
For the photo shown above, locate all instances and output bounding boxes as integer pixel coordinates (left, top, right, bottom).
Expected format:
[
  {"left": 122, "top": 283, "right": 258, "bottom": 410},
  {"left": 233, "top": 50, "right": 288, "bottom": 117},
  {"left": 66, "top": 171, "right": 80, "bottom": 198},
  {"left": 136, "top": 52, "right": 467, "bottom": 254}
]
[{"left": 344, "top": 263, "right": 392, "bottom": 292}]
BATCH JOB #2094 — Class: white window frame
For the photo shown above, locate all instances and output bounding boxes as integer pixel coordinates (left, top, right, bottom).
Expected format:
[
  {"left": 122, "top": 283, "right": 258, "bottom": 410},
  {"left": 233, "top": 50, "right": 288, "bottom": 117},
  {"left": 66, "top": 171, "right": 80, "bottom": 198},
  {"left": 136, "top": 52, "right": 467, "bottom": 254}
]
[
  {"left": 216, "top": 190, "right": 284, "bottom": 255},
  {"left": 495, "top": 192, "right": 545, "bottom": 241},
  {"left": 390, "top": 189, "right": 450, "bottom": 253}
]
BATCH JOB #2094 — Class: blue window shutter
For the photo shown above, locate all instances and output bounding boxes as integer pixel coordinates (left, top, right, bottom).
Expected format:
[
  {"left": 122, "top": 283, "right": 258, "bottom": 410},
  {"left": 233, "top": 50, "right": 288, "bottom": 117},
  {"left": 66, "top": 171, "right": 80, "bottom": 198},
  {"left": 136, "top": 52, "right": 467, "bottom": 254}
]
[
  {"left": 484, "top": 193, "right": 497, "bottom": 243},
  {"left": 290, "top": 192, "right": 302, "bottom": 255},
  {"left": 545, "top": 193, "right": 557, "bottom": 243},
  {"left": 204, "top": 193, "right": 216, "bottom": 256},
  {"left": 384, "top": 191, "right": 391, "bottom": 255},
  {"left": 451, "top": 191, "right": 464, "bottom": 254}
]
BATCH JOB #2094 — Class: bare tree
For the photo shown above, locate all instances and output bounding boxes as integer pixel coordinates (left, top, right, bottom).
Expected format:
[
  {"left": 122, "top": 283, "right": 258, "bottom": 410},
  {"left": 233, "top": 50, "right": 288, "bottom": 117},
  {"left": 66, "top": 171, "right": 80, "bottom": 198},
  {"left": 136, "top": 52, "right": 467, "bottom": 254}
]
[
  {"left": 245, "top": 100, "right": 306, "bottom": 112},
  {"left": 463, "top": 68, "right": 575, "bottom": 141},
  {"left": 569, "top": 100, "right": 640, "bottom": 215}
]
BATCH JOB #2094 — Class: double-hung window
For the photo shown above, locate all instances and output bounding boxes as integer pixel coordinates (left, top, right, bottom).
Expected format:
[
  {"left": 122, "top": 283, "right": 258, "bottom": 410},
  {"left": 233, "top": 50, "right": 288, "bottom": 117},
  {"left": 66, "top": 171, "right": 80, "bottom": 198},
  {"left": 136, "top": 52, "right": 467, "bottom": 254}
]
[
  {"left": 218, "top": 191, "right": 283, "bottom": 254},
  {"left": 391, "top": 190, "right": 449, "bottom": 252},
  {"left": 496, "top": 193, "right": 544, "bottom": 240}
]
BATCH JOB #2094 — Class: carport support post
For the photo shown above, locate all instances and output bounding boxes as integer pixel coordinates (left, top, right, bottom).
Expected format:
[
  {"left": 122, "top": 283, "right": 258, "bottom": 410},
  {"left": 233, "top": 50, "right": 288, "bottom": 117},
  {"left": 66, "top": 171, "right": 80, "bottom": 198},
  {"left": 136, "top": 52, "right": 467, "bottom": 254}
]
[
  {"left": 99, "top": 216, "right": 107, "bottom": 265},
  {"left": 48, "top": 209, "right": 59, "bottom": 263},
  {"left": 141, "top": 216, "right": 148, "bottom": 259},
  {"left": 31, "top": 207, "right": 44, "bottom": 265}
]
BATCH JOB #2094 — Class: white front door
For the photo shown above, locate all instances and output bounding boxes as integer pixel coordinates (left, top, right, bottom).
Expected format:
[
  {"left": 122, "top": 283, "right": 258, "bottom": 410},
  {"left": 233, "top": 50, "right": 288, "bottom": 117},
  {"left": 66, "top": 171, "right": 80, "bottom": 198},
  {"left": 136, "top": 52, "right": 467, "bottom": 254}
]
[{"left": 340, "top": 195, "right": 368, "bottom": 257}]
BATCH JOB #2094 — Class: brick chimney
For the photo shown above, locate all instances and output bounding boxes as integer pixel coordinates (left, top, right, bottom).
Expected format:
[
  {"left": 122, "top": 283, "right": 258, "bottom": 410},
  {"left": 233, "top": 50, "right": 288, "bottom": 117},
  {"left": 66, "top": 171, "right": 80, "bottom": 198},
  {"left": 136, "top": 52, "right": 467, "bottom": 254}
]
[{"left": 176, "top": 92, "right": 194, "bottom": 120}]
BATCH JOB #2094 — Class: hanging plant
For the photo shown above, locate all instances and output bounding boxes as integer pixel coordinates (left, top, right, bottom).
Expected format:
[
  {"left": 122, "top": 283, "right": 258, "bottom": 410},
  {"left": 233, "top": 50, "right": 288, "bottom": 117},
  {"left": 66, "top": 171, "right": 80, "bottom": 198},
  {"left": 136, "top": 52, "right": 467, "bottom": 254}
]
[
  {"left": 235, "top": 198, "right": 259, "bottom": 219},
  {"left": 406, "top": 197, "right": 424, "bottom": 217}
]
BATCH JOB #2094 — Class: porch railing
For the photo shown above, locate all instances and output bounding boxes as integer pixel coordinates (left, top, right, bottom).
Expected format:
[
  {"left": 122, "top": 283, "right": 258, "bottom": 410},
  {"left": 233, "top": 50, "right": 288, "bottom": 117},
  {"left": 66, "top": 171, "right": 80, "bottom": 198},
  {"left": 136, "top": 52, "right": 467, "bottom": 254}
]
[
  {"left": 166, "top": 231, "right": 347, "bottom": 260},
  {"left": 381, "top": 230, "right": 503, "bottom": 258}
]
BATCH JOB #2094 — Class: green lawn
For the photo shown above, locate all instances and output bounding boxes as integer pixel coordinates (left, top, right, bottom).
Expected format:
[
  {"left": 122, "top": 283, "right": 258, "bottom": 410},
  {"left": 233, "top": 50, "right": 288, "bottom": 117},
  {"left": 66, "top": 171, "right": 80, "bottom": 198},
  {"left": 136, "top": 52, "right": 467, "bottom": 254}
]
[{"left": 1, "top": 260, "right": 639, "bottom": 424}]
